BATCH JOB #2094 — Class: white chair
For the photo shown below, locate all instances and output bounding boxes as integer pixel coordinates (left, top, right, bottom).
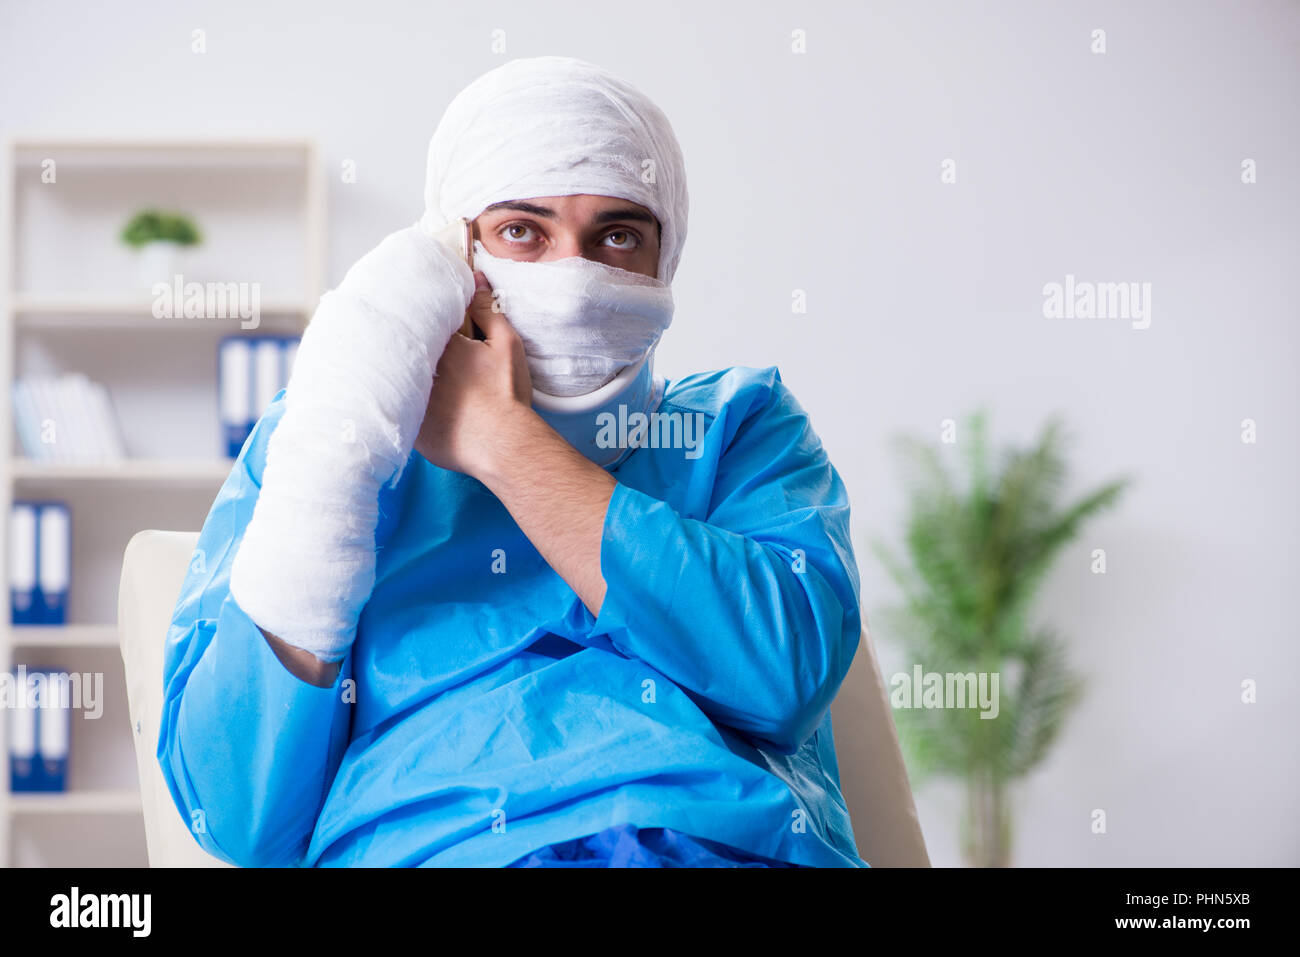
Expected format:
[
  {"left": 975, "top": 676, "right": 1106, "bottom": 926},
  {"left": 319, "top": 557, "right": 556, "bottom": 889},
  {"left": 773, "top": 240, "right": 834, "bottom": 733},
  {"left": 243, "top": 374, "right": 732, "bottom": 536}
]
[{"left": 118, "top": 529, "right": 930, "bottom": 867}]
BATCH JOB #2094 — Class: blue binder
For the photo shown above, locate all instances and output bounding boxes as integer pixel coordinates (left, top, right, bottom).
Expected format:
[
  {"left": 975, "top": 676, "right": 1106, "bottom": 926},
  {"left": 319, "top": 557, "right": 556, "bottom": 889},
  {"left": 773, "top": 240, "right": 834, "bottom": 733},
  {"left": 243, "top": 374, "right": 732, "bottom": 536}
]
[
  {"left": 218, "top": 337, "right": 253, "bottom": 458},
  {"left": 219, "top": 335, "right": 299, "bottom": 458},
  {"left": 9, "top": 503, "right": 37, "bottom": 624},
  {"left": 7, "top": 667, "right": 38, "bottom": 790},
  {"left": 38, "top": 669, "right": 70, "bottom": 791},
  {"left": 7, "top": 667, "right": 69, "bottom": 792},
  {"left": 9, "top": 501, "right": 70, "bottom": 626}
]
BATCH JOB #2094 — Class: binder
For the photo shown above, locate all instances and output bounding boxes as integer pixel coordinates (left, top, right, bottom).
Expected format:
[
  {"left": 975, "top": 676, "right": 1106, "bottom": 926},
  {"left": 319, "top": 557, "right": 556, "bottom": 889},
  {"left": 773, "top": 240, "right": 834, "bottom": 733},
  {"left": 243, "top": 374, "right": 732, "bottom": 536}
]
[
  {"left": 219, "top": 337, "right": 253, "bottom": 457},
  {"left": 252, "top": 337, "right": 283, "bottom": 420},
  {"left": 37, "top": 503, "right": 70, "bottom": 625},
  {"left": 38, "top": 670, "right": 70, "bottom": 792},
  {"left": 218, "top": 336, "right": 299, "bottom": 457},
  {"left": 10, "top": 501, "right": 70, "bottom": 625},
  {"left": 9, "top": 503, "right": 37, "bottom": 625},
  {"left": 283, "top": 338, "right": 299, "bottom": 382},
  {"left": 7, "top": 669, "right": 38, "bottom": 791},
  {"left": 7, "top": 668, "right": 69, "bottom": 792}
]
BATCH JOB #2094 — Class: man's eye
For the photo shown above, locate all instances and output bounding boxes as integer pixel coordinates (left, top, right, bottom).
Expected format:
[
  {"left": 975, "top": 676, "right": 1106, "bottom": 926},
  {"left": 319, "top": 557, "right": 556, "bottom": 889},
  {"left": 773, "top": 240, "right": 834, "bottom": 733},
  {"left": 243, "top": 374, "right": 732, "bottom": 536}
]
[
  {"left": 603, "top": 230, "right": 639, "bottom": 250},
  {"left": 501, "top": 223, "right": 537, "bottom": 243}
]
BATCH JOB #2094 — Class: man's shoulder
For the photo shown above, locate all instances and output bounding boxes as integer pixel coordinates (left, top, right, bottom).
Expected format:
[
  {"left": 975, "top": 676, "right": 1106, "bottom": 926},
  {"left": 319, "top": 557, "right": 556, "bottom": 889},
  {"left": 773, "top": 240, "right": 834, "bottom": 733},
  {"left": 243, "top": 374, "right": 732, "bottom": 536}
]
[
  {"left": 660, "top": 365, "right": 794, "bottom": 421},
  {"left": 661, "top": 366, "right": 824, "bottom": 462}
]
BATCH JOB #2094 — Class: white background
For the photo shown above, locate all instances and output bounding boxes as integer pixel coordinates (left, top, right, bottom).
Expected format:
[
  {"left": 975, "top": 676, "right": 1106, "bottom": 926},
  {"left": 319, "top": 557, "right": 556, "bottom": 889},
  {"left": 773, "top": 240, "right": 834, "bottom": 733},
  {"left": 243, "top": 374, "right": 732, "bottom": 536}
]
[{"left": 2, "top": 0, "right": 1296, "bottom": 865}]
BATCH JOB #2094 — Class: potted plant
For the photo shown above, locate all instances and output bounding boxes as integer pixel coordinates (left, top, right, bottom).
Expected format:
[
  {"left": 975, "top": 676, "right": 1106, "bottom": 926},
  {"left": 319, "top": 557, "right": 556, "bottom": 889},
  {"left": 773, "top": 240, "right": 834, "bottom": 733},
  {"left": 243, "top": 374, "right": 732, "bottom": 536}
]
[
  {"left": 873, "top": 412, "right": 1129, "bottom": 867},
  {"left": 120, "top": 209, "right": 202, "bottom": 288}
]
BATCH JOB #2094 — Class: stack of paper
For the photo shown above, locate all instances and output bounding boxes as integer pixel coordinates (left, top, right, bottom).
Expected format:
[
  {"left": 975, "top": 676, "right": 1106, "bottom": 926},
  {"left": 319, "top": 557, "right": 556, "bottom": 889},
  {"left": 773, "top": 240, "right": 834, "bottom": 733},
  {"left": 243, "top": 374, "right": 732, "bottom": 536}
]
[{"left": 12, "top": 374, "right": 127, "bottom": 462}]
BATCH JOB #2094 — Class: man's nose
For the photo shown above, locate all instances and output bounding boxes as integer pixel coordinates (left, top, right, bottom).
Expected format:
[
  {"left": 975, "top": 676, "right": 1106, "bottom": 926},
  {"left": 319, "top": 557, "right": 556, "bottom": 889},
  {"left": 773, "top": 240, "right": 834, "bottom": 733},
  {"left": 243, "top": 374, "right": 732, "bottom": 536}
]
[{"left": 548, "top": 233, "right": 585, "bottom": 260}]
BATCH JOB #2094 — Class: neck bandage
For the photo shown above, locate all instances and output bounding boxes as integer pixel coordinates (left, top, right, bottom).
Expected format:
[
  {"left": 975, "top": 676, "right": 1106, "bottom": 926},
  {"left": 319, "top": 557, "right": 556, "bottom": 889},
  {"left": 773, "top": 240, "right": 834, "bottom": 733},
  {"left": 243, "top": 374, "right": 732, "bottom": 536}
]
[{"left": 531, "top": 354, "right": 663, "bottom": 468}]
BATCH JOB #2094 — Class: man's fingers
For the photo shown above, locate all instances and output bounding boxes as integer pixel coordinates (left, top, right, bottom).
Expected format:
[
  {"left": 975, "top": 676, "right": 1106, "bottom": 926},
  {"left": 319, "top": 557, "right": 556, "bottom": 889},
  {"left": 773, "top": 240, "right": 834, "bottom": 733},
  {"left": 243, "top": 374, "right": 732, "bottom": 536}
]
[
  {"left": 468, "top": 273, "right": 517, "bottom": 342},
  {"left": 473, "top": 304, "right": 514, "bottom": 342}
]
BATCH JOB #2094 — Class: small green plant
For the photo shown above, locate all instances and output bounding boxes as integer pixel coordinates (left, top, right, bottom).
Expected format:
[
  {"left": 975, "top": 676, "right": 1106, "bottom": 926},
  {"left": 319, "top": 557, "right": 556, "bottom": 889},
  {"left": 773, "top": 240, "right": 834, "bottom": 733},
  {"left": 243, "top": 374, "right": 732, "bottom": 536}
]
[
  {"left": 873, "top": 411, "right": 1129, "bottom": 867},
  {"left": 120, "top": 209, "right": 202, "bottom": 248}
]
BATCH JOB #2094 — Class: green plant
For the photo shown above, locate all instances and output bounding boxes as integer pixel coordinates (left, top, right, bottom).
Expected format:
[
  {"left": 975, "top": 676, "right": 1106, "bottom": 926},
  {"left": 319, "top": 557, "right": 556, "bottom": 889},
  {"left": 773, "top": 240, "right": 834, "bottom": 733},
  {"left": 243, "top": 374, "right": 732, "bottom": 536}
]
[
  {"left": 120, "top": 209, "right": 202, "bottom": 248},
  {"left": 872, "top": 411, "right": 1129, "bottom": 867}
]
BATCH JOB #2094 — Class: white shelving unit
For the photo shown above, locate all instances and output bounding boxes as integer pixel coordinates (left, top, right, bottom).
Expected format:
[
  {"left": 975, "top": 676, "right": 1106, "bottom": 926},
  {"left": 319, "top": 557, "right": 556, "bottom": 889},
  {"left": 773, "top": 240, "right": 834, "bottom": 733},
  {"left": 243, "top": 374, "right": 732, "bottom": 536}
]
[{"left": 0, "top": 137, "right": 325, "bottom": 866}]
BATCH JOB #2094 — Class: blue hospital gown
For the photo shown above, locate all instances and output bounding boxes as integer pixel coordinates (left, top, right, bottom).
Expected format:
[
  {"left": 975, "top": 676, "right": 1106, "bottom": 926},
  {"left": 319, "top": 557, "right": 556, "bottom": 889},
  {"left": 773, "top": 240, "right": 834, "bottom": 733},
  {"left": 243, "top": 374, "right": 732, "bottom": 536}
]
[{"left": 158, "top": 365, "right": 868, "bottom": 867}]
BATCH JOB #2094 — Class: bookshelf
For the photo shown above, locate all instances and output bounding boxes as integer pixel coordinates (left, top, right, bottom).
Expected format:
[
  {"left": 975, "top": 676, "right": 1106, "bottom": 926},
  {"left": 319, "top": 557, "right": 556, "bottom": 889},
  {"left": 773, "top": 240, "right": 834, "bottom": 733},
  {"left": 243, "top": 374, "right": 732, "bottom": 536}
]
[{"left": 0, "top": 137, "right": 325, "bottom": 866}]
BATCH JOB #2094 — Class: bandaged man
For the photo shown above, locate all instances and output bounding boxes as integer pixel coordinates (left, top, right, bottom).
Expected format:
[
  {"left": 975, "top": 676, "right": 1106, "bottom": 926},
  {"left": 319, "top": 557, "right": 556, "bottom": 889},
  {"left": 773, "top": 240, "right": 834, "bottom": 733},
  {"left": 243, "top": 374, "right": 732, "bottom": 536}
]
[{"left": 159, "top": 56, "right": 867, "bottom": 867}]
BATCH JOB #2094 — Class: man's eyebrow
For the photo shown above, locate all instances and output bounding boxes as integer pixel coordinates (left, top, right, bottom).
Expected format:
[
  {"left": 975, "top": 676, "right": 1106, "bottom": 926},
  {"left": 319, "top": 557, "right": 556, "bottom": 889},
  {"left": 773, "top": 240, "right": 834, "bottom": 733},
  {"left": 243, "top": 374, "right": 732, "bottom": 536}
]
[
  {"left": 482, "top": 200, "right": 557, "bottom": 218},
  {"left": 592, "top": 207, "right": 656, "bottom": 227},
  {"left": 481, "top": 200, "right": 656, "bottom": 228}
]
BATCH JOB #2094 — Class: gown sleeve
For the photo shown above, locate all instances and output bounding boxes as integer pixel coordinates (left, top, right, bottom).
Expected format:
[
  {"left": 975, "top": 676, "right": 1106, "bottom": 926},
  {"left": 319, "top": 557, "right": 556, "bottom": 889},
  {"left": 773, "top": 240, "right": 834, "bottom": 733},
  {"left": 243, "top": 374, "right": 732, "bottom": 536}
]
[
  {"left": 590, "top": 371, "right": 863, "bottom": 755},
  {"left": 156, "top": 391, "right": 355, "bottom": 867}
]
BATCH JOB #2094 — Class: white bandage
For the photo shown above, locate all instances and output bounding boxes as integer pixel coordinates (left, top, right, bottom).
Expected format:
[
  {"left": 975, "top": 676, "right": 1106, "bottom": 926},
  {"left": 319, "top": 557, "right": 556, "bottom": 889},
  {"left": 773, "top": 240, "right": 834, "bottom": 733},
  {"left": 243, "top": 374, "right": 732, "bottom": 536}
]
[
  {"left": 229, "top": 224, "right": 475, "bottom": 661},
  {"left": 470, "top": 240, "right": 674, "bottom": 397},
  {"left": 420, "top": 56, "right": 689, "bottom": 286}
]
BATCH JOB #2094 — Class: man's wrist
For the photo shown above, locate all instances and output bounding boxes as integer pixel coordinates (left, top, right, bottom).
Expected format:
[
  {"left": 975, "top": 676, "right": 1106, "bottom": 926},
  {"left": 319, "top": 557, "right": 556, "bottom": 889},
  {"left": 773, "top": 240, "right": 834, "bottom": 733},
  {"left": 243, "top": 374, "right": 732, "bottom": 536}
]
[
  {"left": 470, "top": 401, "right": 550, "bottom": 489},
  {"left": 466, "top": 397, "right": 617, "bottom": 617}
]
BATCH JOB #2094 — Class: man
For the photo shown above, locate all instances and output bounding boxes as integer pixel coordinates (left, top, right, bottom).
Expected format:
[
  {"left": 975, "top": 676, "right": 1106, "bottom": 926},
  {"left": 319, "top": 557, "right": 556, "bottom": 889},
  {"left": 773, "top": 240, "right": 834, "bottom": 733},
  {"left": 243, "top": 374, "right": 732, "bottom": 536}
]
[{"left": 159, "top": 56, "right": 866, "bottom": 867}]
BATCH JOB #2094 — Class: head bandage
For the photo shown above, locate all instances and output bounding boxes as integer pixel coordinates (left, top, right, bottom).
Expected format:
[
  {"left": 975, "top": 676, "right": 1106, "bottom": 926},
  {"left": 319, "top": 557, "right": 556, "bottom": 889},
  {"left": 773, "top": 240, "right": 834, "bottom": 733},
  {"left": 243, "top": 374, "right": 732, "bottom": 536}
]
[{"left": 420, "top": 55, "right": 689, "bottom": 286}]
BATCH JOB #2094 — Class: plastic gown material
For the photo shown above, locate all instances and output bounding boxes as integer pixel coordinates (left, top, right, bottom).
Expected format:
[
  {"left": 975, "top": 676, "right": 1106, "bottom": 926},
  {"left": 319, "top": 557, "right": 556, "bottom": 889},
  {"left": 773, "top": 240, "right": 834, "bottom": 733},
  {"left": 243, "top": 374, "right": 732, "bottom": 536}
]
[
  {"left": 158, "top": 365, "right": 868, "bottom": 867},
  {"left": 505, "top": 823, "right": 809, "bottom": 867}
]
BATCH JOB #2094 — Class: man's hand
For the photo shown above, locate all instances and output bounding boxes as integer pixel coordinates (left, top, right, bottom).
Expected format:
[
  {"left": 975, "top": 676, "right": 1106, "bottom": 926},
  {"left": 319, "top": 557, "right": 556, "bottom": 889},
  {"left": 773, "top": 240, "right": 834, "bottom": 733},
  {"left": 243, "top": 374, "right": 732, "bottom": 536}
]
[
  {"left": 414, "top": 273, "right": 617, "bottom": 617},
  {"left": 414, "top": 272, "right": 533, "bottom": 478},
  {"left": 259, "top": 627, "right": 342, "bottom": 688}
]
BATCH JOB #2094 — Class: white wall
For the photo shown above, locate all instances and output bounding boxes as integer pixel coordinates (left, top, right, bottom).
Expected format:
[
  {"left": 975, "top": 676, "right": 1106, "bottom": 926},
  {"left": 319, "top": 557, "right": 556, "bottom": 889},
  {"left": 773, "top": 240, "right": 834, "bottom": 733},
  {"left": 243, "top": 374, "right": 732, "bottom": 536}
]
[{"left": 2, "top": 0, "right": 1296, "bottom": 865}]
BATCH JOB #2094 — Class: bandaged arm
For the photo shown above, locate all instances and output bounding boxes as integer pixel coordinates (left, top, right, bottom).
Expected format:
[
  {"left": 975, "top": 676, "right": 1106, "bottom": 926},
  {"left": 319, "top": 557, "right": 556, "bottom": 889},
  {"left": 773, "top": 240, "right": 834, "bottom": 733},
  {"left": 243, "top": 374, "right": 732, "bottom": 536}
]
[
  {"left": 587, "top": 377, "right": 863, "bottom": 756},
  {"left": 229, "top": 225, "right": 474, "bottom": 665}
]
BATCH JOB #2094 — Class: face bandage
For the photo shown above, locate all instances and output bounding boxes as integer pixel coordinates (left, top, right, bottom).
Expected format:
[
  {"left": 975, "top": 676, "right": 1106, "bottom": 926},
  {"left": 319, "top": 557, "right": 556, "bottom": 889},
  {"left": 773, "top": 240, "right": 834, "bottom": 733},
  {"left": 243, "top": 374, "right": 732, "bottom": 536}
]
[
  {"left": 420, "top": 56, "right": 689, "bottom": 439},
  {"left": 470, "top": 240, "right": 674, "bottom": 398}
]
